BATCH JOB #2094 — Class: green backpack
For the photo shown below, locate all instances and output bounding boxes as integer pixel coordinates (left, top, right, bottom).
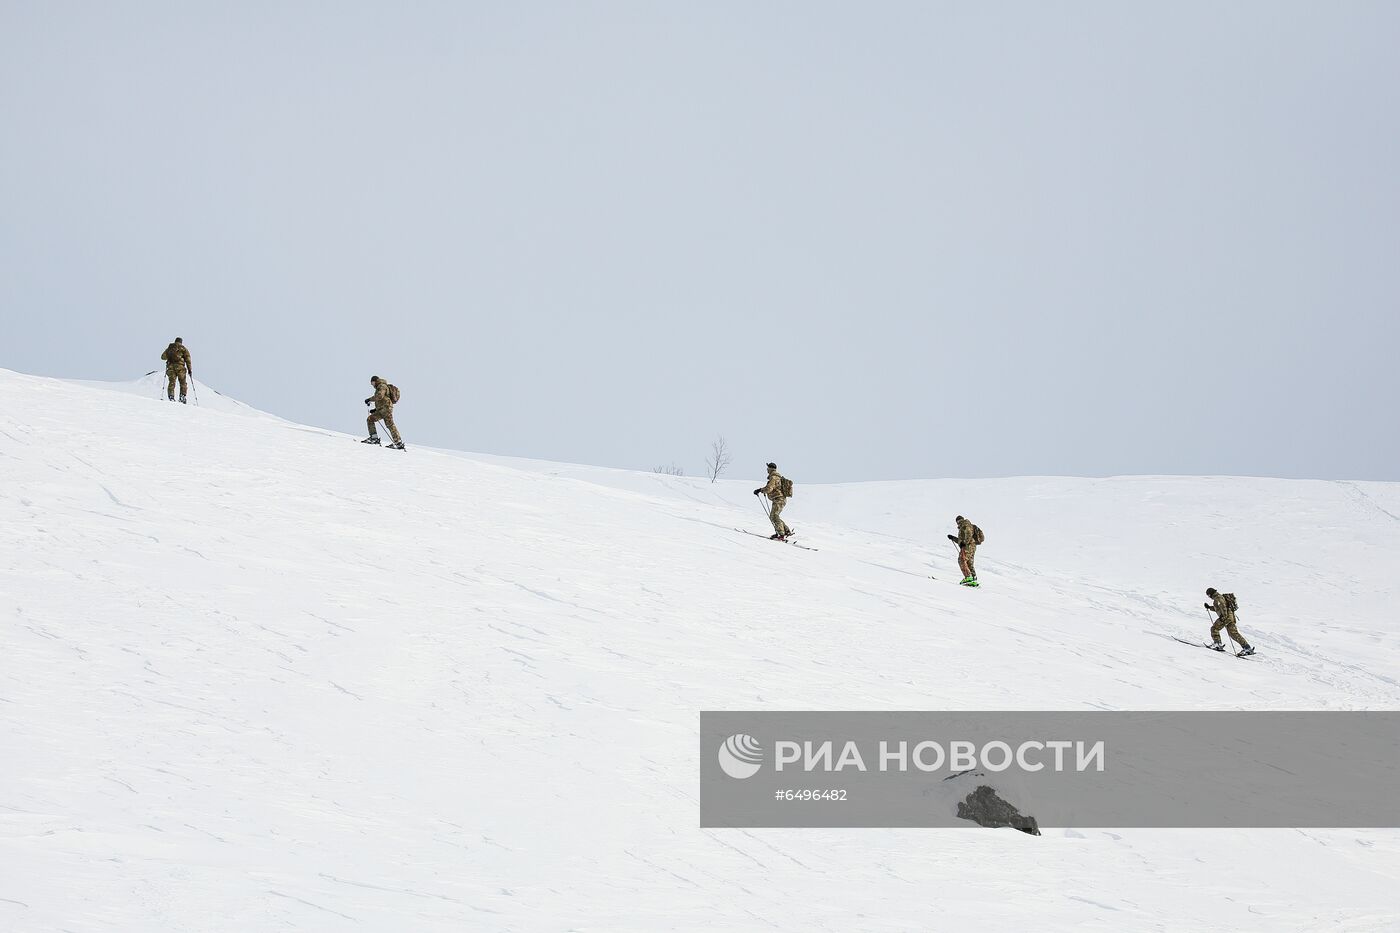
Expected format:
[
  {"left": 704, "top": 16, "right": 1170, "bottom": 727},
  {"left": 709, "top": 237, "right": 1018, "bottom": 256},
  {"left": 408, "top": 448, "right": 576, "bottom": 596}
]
[
  {"left": 779, "top": 476, "right": 794, "bottom": 498},
  {"left": 386, "top": 383, "right": 401, "bottom": 404}
]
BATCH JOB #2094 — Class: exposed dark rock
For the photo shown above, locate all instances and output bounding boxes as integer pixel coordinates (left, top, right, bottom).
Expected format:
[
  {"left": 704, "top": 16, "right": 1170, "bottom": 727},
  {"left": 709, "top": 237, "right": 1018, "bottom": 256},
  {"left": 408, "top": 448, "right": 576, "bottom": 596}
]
[{"left": 956, "top": 784, "right": 1041, "bottom": 835}]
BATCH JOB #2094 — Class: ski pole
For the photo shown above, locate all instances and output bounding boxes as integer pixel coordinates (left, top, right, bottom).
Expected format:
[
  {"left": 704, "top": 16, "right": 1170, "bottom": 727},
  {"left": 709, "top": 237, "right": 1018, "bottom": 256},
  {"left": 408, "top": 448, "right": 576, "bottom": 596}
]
[
  {"left": 191, "top": 382, "right": 200, "bottom": 406},
  {"left": 756, "top": 494, "right": 772, "bottom": 523}
]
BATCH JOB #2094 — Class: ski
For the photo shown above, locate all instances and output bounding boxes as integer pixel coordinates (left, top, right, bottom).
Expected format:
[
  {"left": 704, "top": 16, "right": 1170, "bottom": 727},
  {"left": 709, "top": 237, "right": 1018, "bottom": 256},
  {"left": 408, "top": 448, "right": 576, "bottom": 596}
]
[
  {"left": 734, "top": 529, "right": 818, "bottom": 551},
  {"left": 1170, "top": 636, "right": 1253, "bottom": 658}
]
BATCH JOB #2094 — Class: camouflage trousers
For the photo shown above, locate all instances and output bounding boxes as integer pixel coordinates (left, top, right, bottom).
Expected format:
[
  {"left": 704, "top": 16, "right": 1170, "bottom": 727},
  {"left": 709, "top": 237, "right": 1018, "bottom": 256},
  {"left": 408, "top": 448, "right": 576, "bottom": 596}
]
[
  {"left": 1211, "top": 615, "right": 1249, "bottom": 648},
  {"left": 768, "top": 496, "right": 792, "bottom": 536},
  {"left": 165, "top": 367, "right": 188, "bottom": 400},
  {"left": 367, "top": 408, "right": 402, "bottom": 444},
  {"left": 958, "top": 544, "right": 978, "bottom": 580}
]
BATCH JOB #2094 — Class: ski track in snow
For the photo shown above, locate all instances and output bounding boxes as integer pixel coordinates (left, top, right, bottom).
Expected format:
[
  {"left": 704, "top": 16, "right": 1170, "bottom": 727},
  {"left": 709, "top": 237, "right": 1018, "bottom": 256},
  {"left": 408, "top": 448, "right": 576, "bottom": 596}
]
[{"left": 0, "top": 368, "right": 1398, "bottom": 931}]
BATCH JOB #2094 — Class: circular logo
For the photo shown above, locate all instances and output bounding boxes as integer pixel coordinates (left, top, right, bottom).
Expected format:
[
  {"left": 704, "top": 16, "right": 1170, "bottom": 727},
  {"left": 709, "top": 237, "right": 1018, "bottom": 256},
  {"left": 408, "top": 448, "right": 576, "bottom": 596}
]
[{"left": 718, "top": 733, "right": 763, "bottom": 779}]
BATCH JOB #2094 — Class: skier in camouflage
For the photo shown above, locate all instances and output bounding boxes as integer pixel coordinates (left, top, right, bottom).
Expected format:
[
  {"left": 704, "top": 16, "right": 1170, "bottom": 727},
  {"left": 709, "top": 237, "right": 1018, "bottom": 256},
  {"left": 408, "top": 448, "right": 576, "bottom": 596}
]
[
  {"left": 1205, "top": 588, "right": 1254, "bottom": 655},
  {"left": 753, "top": 462, "right": 793, "bottom": 540},
  {"left": 362, "top": 376, "right": 405, "bottom": 449},
  {"left": 160, "top": 337, "right": 192, "bottom": 403},
  {"left": 947, "top": 515, "right": 983, "bottom": 586}
]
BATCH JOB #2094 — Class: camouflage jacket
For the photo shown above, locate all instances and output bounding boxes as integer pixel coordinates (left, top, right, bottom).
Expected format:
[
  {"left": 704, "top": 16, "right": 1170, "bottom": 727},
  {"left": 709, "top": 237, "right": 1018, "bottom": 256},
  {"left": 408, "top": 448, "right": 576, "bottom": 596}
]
[
  {"left": 161, "top": 343, "right": 191, "bottom": 373},
  {"left": 759, "top": 468, "right": 787, "bottom": 501},
  {"left": 369, "top": 379, "right": 395, "bottom": 412},
  {"left": 1207, "top": 592, "right": 1236, "bottom": 623},
  {"left": 955, "top": 517, "right": 977, "bottom": 549}
]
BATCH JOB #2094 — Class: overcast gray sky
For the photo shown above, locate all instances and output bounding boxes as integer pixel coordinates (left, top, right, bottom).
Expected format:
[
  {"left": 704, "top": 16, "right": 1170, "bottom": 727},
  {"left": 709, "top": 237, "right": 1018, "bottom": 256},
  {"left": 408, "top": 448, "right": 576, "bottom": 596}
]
[{"left": 3, "top": 2, "right": 1397, "bottom": 482}]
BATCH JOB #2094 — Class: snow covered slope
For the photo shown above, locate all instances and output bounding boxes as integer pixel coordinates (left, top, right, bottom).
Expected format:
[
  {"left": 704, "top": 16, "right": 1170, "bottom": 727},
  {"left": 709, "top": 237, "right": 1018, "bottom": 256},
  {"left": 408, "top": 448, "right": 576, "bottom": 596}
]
[{"left": 2, "top": 366, "right": 1398, "bottom": 932}]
